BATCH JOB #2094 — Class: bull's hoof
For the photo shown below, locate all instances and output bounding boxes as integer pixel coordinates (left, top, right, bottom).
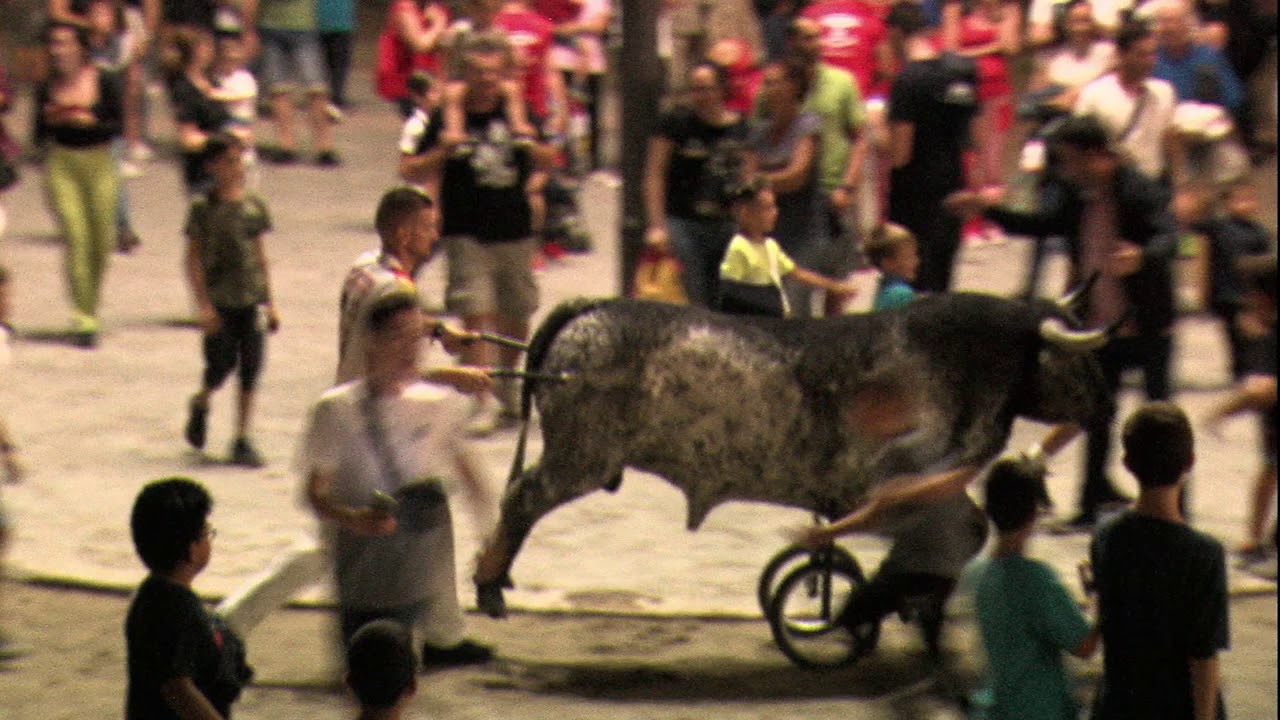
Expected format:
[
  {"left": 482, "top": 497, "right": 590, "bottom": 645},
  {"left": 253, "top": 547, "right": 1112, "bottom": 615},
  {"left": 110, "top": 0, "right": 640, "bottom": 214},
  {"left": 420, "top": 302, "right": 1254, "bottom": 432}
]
[{"left": 476, "top": 581, "right": 508, "bottom": 619}]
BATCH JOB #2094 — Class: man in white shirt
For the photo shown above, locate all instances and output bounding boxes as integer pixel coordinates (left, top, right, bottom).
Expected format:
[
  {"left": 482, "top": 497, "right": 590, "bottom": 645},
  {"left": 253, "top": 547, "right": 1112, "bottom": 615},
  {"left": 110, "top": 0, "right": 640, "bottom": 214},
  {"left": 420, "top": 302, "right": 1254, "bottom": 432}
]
[{"left": 1074, "top": 19, "right": 1185, "bottom": 184}]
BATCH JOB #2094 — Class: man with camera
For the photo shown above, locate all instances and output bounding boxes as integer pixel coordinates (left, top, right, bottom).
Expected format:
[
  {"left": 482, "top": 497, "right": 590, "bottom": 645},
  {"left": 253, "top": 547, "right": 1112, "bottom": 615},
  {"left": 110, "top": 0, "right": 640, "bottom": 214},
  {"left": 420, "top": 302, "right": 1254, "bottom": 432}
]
[{"left": 300, "top": 291, "right": 497, "bottom": 669}]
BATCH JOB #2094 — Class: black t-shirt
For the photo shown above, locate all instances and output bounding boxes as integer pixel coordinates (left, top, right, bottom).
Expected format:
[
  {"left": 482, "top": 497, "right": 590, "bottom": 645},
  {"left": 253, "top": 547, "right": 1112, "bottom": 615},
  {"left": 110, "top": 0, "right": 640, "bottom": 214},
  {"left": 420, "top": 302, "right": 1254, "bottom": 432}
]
[
  {"left": 655, "top": 106, "right": 748, "bottom": 221},
  {"left": 33, "top": 69, "right": 124, "bottom": 148},
  {"left": 1090, "top": 513, "right": 1229, "bottom": 720},
  {"left": 887, "top": 57, "right": 976, "bottom": 202},
  {"left": 168, "top": 74, "right": 230, "bottom": 191},
  {"left": 125, "top": 575, "right": 230, "bottom": 720},
  {"left": 422, "top": 104, "right": 535, "bottom": 243},
  {"left": 1202, "top": 216, "right": 1272, "bottom": 309}
]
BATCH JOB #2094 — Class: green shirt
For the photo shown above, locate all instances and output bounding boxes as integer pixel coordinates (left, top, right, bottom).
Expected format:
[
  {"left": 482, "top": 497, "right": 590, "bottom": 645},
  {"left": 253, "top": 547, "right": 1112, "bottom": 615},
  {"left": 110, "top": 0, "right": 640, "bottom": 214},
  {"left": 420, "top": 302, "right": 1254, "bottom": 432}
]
[
  {"left": 258, "top": 0, "right": 318, "bottom": 32},
  {"left": 973, "top": 555, "right": 1091, "bottom": 720},
  {"left": 185, "top": 193, "right": 273, "bottom": 309},
  {"left": 719, "top": 234, "right": 797, "bottom": 286},
  {"left": 804, "top": 63, "right": 866, "bottom": 191}
]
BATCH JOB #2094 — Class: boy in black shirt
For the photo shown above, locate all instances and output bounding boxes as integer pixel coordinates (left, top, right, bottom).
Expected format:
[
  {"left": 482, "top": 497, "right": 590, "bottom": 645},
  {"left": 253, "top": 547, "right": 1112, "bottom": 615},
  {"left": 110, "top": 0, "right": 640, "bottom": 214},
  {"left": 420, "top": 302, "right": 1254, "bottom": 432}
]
[{"left": 126, "top": 477, "right": 243, "bottom": 720}]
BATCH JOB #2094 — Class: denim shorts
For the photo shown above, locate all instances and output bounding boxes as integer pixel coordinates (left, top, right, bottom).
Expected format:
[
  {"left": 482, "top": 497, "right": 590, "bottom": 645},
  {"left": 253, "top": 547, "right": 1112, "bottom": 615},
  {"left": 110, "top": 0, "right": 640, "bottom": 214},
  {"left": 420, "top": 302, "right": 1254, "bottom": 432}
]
[{"left": 259, "top": 28, "right": 327, "bottom": 94}]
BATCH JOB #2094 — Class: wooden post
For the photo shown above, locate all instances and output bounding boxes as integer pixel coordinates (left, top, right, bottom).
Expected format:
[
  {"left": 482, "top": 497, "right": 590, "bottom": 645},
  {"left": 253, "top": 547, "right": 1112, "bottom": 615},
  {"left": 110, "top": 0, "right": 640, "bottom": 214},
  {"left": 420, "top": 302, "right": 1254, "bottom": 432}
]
[{"left": 619, "top": 0, "right": 663, "bottom": 296}]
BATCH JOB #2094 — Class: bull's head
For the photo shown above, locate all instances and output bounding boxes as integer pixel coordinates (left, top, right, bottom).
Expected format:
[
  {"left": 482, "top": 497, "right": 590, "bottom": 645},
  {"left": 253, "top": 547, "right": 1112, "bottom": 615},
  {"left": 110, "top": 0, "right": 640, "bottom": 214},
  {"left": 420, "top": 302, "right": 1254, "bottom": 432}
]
[{"left": 1016, "top": 275, "right": 1115, "bottom": 429}]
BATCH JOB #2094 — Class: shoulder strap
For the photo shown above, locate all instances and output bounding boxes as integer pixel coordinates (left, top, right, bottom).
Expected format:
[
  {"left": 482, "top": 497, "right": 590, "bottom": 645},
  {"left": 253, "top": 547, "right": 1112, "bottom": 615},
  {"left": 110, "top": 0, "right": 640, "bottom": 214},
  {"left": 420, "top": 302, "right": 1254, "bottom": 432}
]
[{"left": 1117, "top": 83, "right": 1150, "bottom": 142}]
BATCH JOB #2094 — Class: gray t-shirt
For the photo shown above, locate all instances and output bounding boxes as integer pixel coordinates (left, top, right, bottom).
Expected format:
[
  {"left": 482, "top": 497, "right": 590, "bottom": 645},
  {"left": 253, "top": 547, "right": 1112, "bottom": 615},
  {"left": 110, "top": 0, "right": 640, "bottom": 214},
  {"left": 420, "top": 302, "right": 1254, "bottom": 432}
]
[
  {"left": 879, "top": 492, "right": 989, "bottom": 578},
  {"left": 747, "top": 110, "right": 828, "bottom": 259}
]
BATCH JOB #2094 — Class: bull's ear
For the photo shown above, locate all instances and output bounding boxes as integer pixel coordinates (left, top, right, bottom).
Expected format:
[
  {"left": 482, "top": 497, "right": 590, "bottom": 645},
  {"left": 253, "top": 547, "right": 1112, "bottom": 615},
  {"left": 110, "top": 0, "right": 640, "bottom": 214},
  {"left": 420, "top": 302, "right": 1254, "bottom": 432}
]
[{"left": 1056, "top": 272, "right": 1100, "bottom": 313}]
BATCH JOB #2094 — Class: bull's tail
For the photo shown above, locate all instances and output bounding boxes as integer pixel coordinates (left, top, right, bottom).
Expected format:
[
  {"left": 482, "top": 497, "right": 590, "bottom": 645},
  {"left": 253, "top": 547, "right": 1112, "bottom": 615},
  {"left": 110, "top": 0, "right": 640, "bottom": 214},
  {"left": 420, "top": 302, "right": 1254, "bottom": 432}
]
[{"left": 505, "top": 297, "right": 615, "bottom": 486}]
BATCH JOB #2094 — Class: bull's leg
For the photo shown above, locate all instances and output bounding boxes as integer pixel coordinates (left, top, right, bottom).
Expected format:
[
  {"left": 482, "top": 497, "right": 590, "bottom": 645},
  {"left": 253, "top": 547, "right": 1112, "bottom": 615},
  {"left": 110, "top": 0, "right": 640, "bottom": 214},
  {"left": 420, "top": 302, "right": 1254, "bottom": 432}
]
[{"left": 474, "top": 460, "right": 615, "bottom": 618}]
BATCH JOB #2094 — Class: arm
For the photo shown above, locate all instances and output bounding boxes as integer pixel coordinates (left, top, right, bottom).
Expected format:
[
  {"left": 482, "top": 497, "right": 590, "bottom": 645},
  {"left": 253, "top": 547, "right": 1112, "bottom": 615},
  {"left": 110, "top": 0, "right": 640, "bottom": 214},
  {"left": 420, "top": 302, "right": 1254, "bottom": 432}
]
[
  {"left": 184, "top": 231, "right": 219, "bottom": 335},
  {"left": 789, "top": 266, "right": 854, "bottom": 294},
  {"left": 1206, "top": 375, "right": 1277, "bottom": 428},
  {"left": 159, "top": 677, "right": 224, "bottom": 720},
  {"left": 763, "top": 133, "right": 816, "bottom": 195},
  {"left": 941, "top": 1, "right": 963, "bottom": 51},
  {"left": 798, "top": 465, "right": 981, "bottom": 545},
  {"left": 643, "top": 136, "right": 675, "bottom": 249},
  {"left": 831, "top": 83, "right": 869, "bottom": 209},
  {"left": 305, "top": 469, "right": 397, "bottom": 536},
  {"left": 889, "top": 121, "right": 914, "bottom": 168},
  {"left": 252, "top": 233, "right": 279, "bottom": 332},
  {"left": 1189, "top": 656, "right": 1221, "bottom": 720}
]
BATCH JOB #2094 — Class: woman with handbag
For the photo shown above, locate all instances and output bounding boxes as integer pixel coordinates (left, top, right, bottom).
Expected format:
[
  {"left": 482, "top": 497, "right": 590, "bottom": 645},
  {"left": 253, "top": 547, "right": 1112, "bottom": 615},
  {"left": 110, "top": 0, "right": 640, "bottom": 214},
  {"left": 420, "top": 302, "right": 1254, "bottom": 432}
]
[
  {"left": 35, "top": 20, "right": 124, "bottom": 348},
  {"left": 743, "top": 60, "right": 828, "bottom": 317},
  {"left": 643, "top": 62, "right": 749, "bottom": 308}
]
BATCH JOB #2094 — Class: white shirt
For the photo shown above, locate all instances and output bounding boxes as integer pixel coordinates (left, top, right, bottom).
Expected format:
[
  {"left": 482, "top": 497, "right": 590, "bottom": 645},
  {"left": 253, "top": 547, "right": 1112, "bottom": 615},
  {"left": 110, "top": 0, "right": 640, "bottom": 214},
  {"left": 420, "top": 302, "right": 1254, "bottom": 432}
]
[
  {"left": 216, "top": 69, "right": 258, "bottom": 126},
  {"left": 1029, "top": 0, "right": 1134, "bottom": 31},
  {"left": 336, "top": 251, "right": 418, "bottom": 384},
  {"left": 1075, "top": 73, "right": 1177, "bottom": 179},
  {"left": 548, "top": 0, "right": 611, "bottom": 74},
  {"left": 1042, "top": 41, "right": 1117, "bottom": 89}
]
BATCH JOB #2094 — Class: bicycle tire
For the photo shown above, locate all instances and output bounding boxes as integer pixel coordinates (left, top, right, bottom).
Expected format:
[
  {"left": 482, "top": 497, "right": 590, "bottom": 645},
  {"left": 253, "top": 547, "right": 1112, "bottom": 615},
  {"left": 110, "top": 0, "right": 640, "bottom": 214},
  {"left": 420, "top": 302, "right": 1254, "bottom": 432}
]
[
  {"left": 756, "top": 544, "right": 859, "bottom": 616},
  {"left": 767, "top": 561, "right": 879, "bottom": 669}
]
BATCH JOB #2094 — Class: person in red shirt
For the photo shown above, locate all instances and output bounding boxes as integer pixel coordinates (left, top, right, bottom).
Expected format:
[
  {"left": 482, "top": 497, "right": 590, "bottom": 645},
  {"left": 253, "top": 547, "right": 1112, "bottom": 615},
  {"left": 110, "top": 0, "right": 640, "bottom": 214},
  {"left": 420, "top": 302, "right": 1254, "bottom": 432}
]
[
  {"left": 800, "top": 0, "right": 888, "bottom": 98},
  {"left": 491, "top": 1, "right": 568, "bottom": 135}
]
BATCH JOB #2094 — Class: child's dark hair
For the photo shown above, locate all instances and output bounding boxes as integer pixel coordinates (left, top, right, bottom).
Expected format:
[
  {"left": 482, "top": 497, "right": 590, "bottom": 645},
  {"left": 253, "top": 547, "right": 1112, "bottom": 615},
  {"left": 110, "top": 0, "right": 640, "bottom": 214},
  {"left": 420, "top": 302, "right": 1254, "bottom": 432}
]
[
  {"left": 983, "top": 458, "right": 1045, "bottom": 532},
  {"left": 726, "top": 175, "right": 770, "bottom": 206},
  {"left": 130, "top": 477, "right": 212, "bottom": 575},
  {"left": 346, "top": 620, "right": 416, "bottom": 710},
  {"left": 374, "top": 185, "right": 435, "bottom": 241},
  {"left": 367, "top": 290, "right": 420, "bottom": 334},
  {"left": 201, "top": 132, "right": 243, "bottom": 166},
  {"left": 1121, "top": 402, "right": 1194, "bottom": 487},
  {"left": 864, "top": 223, "right": 915, "bottom": 268},
  {"left": 406, "top": 70, "right": 433, "bottom": 98}
]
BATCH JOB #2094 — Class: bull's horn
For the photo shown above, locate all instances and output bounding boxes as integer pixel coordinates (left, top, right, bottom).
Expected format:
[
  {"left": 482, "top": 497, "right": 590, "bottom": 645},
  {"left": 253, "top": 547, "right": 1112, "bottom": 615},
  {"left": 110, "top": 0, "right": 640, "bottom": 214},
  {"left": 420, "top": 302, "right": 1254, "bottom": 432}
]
[
  {"left": 1056, "top": 272, "right": 1100, "bottom": 311},
  {"left": 1039, "top": 317, "right": 1107, "bottom": 352}
]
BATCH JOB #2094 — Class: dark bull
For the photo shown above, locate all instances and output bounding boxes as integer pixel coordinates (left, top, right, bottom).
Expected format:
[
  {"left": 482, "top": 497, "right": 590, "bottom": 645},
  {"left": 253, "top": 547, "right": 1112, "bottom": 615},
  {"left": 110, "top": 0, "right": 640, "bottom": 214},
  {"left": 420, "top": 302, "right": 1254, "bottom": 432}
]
[{"left": 474, "top": 290, "right": 1113, "bottom": 617}]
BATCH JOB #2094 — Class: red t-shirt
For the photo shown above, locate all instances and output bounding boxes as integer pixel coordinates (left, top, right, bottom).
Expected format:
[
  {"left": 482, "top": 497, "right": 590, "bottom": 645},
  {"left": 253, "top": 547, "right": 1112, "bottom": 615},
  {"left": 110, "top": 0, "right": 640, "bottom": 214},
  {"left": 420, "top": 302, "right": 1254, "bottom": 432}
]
[
  {"left": 801, "top": 0, "right": 887, "bottom": 97},
  {"left": 532, "top": 0, "right": 579, "bottom": 24},
  {"left": 494, "top": 7, "right": 555, "bottom": 118}
]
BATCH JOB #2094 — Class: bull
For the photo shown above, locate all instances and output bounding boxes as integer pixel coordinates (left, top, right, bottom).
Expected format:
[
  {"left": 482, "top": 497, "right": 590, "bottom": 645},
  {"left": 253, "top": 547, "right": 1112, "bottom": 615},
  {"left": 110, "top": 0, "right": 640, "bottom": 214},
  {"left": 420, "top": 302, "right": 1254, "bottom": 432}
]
[{"left": 473, "top": 289, "right": 1113, "bottom": 617}]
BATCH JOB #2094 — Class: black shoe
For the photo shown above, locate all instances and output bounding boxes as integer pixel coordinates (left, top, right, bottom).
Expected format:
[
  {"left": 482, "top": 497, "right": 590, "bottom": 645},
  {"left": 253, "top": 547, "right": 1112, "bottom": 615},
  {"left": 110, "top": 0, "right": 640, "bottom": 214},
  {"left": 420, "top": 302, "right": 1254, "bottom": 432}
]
[
  {"left": 116, "top": 230, "right": 141, "bottom": 254},
  {"left": 184, "top": 398, "right": 208, "bottom": 449},
  {"left": 1047, "top": 512, "right": 1095, "bottom": 535},
  {"left": 315, "top": 150, "right": 341, "bottom": 167},
  {"left": 229, "top": 437, "right": 264, "bottom": 467},
  {"left": 421, "top": 640, "right": 493, "bottom": 669},
  {"left": 266, "top": 148, "right": 298, "bottom": 165}
]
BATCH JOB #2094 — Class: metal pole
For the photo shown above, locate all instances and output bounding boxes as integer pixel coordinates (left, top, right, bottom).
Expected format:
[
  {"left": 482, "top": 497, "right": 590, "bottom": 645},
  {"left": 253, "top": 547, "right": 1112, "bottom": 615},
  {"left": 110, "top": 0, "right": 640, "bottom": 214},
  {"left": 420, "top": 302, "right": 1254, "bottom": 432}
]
[{"left": 619, "top": 0, "right": 663, "bottom": 297}]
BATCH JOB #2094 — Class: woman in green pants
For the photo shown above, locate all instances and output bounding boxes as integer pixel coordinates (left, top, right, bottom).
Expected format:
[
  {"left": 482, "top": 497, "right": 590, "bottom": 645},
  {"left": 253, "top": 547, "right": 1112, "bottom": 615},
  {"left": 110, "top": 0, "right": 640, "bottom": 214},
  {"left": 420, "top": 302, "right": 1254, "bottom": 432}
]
[{"left": 35, "top": 20, "right": 123, "bottom": 347}]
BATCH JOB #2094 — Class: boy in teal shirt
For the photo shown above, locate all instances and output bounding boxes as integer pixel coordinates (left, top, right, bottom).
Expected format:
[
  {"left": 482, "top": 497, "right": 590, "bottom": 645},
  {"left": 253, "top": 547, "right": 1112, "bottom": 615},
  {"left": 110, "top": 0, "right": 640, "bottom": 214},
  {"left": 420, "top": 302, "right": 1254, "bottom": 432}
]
[{"left": 974, "top": 457, "right": 1099, "bottom": 720}]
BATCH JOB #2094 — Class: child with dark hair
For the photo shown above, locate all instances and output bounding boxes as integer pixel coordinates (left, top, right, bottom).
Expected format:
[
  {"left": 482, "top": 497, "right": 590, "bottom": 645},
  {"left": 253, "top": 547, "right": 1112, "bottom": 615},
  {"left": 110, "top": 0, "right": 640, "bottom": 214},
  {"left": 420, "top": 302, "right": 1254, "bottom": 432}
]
[
  {"left": 718, "top": 177, "right": 857, "bottom": 318},
  {"left": 126, "top": 476, "right": 244, "bottom": 720},
  {"left": 1090, "top": 401, "right": 1229, "bottom": 720},
  {"left": 971, "top": 457, "right": 1098, "bottom": 720},
  {"left": 183, "top": 133, "right": 279, "bottom": 467},
  {"left": 864, "top": 222, "right": 920, "bottom": 311},
  {"left": 346, "top": 620, "right": 418, "bottom": 719}
]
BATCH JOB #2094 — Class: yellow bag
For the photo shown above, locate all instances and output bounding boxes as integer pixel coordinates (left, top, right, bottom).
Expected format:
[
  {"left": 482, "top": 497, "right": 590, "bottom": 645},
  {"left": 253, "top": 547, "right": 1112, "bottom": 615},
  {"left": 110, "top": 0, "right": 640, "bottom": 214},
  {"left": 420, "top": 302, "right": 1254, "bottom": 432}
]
[{"left": 632, "top": 251, "right": 688, "bottom": 305}]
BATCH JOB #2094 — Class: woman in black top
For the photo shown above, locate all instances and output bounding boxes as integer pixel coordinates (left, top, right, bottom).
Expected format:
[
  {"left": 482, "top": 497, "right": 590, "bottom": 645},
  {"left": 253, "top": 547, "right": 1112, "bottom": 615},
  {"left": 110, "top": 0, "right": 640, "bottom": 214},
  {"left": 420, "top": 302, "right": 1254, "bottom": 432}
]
[
  {"left": 35, "top": 20, "right": 124, "bottom": 347},
  {"left": 643, "top": 62, "right": 749, "bottom": 307},
  {"left": 164, "top": 27, "right": 229, "bottom": 194}
]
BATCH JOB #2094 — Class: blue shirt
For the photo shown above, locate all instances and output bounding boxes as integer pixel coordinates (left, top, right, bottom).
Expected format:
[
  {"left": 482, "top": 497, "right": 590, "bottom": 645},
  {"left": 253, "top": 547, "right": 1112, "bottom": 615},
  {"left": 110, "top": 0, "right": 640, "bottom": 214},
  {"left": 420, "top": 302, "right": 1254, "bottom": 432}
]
[
  {"left": 873, "top": 274, "right": 916, "bottom": 311},
  {"left": 1154, "top": 44, "right": 1244, "bottom": 114}
]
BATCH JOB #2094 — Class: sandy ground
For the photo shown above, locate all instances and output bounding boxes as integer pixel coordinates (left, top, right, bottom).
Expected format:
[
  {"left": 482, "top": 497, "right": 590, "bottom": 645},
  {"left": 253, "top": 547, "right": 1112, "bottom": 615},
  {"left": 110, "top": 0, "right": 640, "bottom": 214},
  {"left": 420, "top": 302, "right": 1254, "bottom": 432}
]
[{"left": 1, "top": 580, "right": 1274, "bottom": 720}]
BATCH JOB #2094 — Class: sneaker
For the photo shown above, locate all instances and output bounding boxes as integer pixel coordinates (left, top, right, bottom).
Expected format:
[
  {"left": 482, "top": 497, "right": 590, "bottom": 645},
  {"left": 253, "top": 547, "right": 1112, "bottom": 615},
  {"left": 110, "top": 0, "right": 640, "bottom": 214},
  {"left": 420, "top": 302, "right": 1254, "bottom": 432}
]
[
  {"left": 265, "top": 148, "right": 298, "bottom": 165},
  {"left": 229, "top": 437, "right": 265, "bottom": 467},
  {"left": 421, "top": 640, "right": 493, "bottom": 669},
  {"left": 315, "top": 150, "right": 342, "bottom": 167},
  {"left": 185, "top": 397, "right": 208, "bottom": 449}
]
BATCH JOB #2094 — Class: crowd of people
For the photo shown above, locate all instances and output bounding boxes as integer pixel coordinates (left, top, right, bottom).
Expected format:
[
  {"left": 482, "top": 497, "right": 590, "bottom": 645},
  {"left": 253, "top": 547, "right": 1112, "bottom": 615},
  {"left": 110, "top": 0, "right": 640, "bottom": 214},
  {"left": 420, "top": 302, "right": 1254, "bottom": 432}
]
[{"left": 0, "top": 0, "right": 1274, "bottom": 718}]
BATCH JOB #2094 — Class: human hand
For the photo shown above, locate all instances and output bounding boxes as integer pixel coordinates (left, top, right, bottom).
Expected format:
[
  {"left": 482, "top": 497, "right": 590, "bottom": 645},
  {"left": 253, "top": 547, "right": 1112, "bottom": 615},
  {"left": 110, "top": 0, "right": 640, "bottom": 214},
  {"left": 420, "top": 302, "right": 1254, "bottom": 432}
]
[
  {"left": 351, "top": 505, "right": 398, "bottom": 536},
  {"left": 829, "top": 186, "right": 854, "bottom": 212},
  {"left": 644, "top": 225, "right": 670, "bottom": 253},
  {"left": 434, "top": 322, "right": 478, "bottom": 356},
  {"left": 1109, "top": 241, "right": 1142, "bottom": 277},
  {"left": 786, "top": 523, "right": 833, "bottom": 550},
  {"left": 428, "top": 366, "right": 495, "bottom": 395},
  {"left": 943, "top": 189, "right": 984, "bottom": 217},
  {"left": 197, "top": 305, "right": 221, "bottom": 335}
]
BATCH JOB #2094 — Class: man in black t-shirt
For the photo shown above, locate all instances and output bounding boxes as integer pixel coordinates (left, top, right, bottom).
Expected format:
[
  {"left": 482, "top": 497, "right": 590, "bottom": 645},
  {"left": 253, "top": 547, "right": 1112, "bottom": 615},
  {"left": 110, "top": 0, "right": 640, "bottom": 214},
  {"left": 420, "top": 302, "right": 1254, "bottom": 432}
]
[
  {"left": 1090, "top": 403, "right": 1229, "bottom": 720},
  {"left": 126, "top": 477, "right": 245, "bottom": 720},
  {"left": 416, "top": 31, "right": 554, "bottom": 435},
  {"left": 884, "top": 1, "right": 976, "bottom": 294}
]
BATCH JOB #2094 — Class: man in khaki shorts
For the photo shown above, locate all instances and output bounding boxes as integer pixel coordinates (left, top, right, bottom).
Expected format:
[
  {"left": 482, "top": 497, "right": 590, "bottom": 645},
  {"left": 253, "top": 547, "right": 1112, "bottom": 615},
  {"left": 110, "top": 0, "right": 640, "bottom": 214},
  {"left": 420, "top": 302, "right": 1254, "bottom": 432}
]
[{"left": 418, "top": 32, "right": 554, "bottom": 435}]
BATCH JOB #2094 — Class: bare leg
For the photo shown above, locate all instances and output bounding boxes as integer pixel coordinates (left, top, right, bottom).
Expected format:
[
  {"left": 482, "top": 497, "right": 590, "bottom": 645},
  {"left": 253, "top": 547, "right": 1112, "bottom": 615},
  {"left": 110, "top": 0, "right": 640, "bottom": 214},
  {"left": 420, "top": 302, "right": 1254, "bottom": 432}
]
[
  {"left": 306, "top": 90, "right": 332, "bottom": 154},
  {"left": 1244, "top": 463, "right": 1278, "bottom": 550},
  {"left": 235, "top": 388, "right": 255, "bottom": 440},
  {"left": 269, "top": 91, "right": 297, "bottom": 153}
]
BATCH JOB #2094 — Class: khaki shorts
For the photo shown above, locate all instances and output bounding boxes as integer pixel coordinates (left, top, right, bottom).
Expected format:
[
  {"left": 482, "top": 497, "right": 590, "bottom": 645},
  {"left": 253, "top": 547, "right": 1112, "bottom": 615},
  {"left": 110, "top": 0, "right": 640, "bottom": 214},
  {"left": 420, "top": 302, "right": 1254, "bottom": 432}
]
[{"left": 444, "top": 236, "right": 540, "bottom": 319}]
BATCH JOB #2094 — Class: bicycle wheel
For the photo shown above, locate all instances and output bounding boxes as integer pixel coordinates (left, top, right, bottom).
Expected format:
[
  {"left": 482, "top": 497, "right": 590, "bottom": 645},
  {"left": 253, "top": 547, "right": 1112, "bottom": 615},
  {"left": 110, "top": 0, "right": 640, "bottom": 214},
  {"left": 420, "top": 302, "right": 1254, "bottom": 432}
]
[
  {"left": 756, "top": 544, "right": 859, "bottom": 616},
  {"left": 767, "top": 561, "right": 877, "bottom": 669}
]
